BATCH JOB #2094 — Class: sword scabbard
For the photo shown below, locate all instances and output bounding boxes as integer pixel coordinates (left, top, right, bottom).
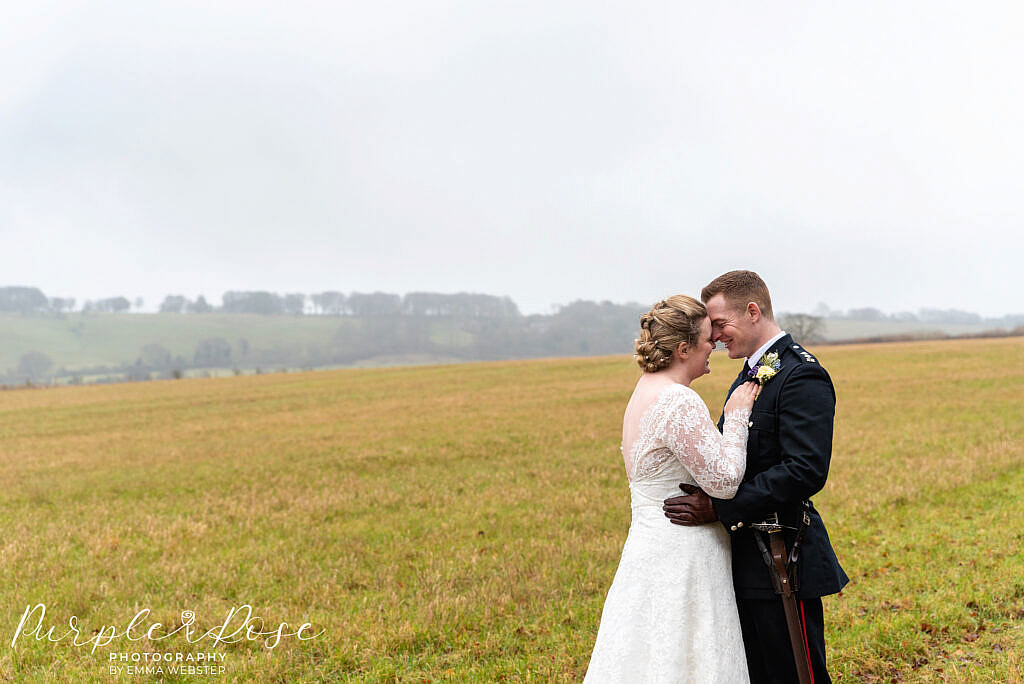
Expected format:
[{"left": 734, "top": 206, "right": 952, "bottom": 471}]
[{"left": 767, "top": 531, "right": 813, "bottom": 684}]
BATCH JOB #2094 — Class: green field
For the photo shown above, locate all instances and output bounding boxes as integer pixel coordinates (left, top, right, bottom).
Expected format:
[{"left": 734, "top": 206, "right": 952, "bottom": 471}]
[
  {"left": 0, "top": 312, "right": 343, "bottom": 374},
  {"left": 1, "top": 337, "right": 1021, "bottom": 682}
]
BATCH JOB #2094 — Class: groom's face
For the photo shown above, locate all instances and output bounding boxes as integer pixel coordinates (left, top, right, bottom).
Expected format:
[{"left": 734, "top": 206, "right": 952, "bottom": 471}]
[{"left": 705, "top": 294, "right": 755, "bottom": 360}]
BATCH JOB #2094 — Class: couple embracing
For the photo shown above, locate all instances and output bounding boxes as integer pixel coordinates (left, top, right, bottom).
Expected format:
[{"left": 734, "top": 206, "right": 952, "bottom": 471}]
[{"left": 584, "top": 271, "right": 849, "bottom": 684}]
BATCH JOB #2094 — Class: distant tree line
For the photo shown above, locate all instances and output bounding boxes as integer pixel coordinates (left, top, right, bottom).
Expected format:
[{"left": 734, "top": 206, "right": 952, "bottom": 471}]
[
  {"left": 6, "top": 285, "right": 1024, "bottom": 387},
  {"left": 0, "top": 286, "right": 521, "bottom": 319},
  {"left": 168, "top": 290, "right": 521, "bottom": 317},
  {"left": 812, "top": 301, "right": 1024, "bottom": 327},
  {"left": 13, "top": 298, "right": 1013, "bottom": 388},
  {"left": 0, "top": 287, "right": 145, "bottom": 315},
  {"left": 5, "top": 285, "right": 1021, "bottom": 327},
  {"left": 3, "top": 299, "right": 640, "bottom": 385}
]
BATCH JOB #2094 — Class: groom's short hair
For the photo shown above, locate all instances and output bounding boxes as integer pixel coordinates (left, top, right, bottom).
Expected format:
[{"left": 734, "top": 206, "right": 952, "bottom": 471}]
[{"left": 701, "top": 270, "right": 774, "bottom": 321}]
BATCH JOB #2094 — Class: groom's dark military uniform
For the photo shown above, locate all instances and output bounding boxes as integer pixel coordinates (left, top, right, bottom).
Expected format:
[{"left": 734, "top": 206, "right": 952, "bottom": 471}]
[{"left": 713, "top": 334, "right": 848, "bottom": 684}]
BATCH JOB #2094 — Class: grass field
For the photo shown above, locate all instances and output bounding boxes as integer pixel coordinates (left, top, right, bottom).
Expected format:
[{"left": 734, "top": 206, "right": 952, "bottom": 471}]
[{"left": 0, "top": 337, "right": 1021, "bottom": 682}]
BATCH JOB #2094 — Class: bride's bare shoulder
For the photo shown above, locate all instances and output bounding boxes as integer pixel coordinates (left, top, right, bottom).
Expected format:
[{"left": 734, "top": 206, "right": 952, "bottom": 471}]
[{"left": 624, "top": 381, "right": 688, "bottom": 419}]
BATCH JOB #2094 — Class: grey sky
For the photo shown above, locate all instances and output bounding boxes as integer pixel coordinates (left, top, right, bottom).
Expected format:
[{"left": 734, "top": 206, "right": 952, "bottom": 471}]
[{"left": 2, "top": 1, "right": 1021, "bottom": 316}]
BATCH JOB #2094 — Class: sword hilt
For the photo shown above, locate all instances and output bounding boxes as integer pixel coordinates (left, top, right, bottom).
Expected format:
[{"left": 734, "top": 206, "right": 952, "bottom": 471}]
[{"left": 750, "top": 511, "right": 790, "bottom": 533}]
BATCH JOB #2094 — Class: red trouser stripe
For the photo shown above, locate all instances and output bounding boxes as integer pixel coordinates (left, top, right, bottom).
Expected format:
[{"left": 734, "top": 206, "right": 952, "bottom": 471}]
[{"left": 799, "top": 600, "right": 815, "bottom": 684}]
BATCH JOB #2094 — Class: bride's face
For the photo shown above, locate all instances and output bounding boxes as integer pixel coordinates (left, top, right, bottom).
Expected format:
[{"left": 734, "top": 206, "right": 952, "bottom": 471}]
[{"left": 682, "top": 317, "right": 715, "bottom": 378}]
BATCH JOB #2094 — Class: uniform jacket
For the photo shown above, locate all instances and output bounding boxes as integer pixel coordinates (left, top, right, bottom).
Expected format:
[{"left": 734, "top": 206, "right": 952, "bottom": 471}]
[{"left": 712, "top": 333, "right": 849, "bottom": 599}]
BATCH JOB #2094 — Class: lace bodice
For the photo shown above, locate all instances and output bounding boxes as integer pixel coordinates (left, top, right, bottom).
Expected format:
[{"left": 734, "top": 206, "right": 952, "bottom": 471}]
[{"left": 621, "top": 383, "right": 750, "bottom": 499}]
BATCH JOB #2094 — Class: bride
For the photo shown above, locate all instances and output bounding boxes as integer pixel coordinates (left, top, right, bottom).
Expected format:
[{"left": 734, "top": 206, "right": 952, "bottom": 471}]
[{"left": 583, "top": 295, "right": 757, "bottom": 683}]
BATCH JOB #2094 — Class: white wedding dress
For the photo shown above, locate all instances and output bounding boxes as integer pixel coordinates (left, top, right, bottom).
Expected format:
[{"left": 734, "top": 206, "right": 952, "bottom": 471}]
[{"left": 583, "top": 383, "right": 751, "bottom": 683}]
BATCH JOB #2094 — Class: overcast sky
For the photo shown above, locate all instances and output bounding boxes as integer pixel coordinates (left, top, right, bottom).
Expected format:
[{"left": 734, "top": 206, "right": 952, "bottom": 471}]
[{"left": 1, "top": 1, "right": 1021, "bottom": 316}]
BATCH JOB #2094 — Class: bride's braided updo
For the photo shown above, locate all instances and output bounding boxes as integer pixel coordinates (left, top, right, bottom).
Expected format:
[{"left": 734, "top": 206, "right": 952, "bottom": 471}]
[{"left": 634, "top": 295, "right": 707, "bottom": 373}]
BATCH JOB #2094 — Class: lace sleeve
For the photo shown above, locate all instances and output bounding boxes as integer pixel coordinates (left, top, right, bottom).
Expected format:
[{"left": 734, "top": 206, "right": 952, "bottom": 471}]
[{"left": 660, "top": 386, "right": 750, "bottom": 499}]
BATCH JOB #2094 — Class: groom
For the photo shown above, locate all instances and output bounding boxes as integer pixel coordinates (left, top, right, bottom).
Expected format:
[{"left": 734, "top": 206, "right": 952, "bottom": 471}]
[{"left": 663, "top": 270, "right": 848, "bottom": 683}]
